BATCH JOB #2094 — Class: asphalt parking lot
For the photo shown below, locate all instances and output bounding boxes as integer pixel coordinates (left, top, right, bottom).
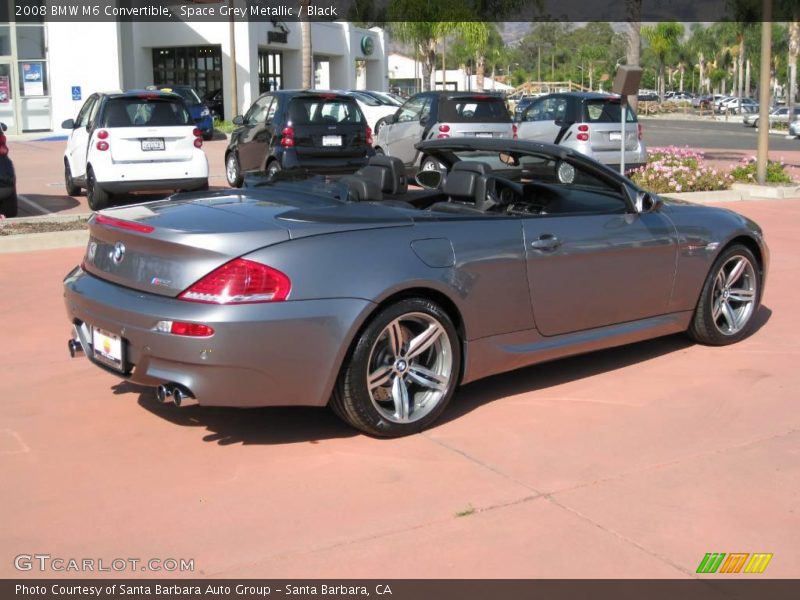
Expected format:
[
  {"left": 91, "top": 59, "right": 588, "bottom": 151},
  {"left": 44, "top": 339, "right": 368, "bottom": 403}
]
[{"left": 1, "top": 199, "right": 798, "bottom": 578}]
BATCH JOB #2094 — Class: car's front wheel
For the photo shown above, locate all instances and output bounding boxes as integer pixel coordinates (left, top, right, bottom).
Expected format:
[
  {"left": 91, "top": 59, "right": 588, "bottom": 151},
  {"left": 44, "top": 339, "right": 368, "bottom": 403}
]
[
  {"left": 225, "top": 152, "right": 243, "bottom": 187},
  {"left": 688, "top": 244, "right": 761, "bottom": 346},
  {"left": 332, "top": 298, "right": 461, "bottom": 437},
  {"left": 266, "top": 160, "right": 281, "bottom": 181},
  {"left": 86, "top": 167, "right": 109, "bottom": 211},
  {"left": 64, "top": 159, "right": 81, "bottom": 196}
]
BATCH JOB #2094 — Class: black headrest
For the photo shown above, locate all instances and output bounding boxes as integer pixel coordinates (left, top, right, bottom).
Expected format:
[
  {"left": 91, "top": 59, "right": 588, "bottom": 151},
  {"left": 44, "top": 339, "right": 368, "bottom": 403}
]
[
  {"left": 358, "top": 154, "right": 408, "bottom": 195},
  {"left": 452, "top": 161, "right": 492, "bottom": 175},
  {"left": 338, "top": 175, "right": 382, "bottom": 203}
]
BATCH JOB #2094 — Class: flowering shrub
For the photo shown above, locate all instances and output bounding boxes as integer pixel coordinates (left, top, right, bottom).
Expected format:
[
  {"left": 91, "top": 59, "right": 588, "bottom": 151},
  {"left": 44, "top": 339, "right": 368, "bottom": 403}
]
[
  {"left": 629, "top": 146, "right": 733, "bottom": 193},
  {"left": 729, "top": 157, "right": 793, "bottom": 184}
]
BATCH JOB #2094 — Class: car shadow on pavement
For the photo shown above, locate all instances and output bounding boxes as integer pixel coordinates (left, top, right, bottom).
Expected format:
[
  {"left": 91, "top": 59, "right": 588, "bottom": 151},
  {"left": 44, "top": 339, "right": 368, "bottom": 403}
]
[
  {"left": 439, "top": 305, "right": 773, "bottom": 426},
  {"left": 22, "top": 193, "right": 81, "bottom": 213},
  {"left": 112, "top": 306, "right": 771, "bottom": 445}
]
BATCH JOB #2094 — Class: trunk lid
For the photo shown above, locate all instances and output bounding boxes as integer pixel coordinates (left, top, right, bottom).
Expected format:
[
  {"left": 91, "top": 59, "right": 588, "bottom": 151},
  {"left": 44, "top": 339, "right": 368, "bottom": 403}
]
[
  {"left": 581, "top": 98, "right": 639, "bottom": 152},
  {"left": 107, "top": 126, "right": 197, "bottom": 163},
  {"left": 81, "top": 188, "right": 412, "bottom": 297},
  {"left": 287, "top": 94, "right": 371, "bottom": 159}
]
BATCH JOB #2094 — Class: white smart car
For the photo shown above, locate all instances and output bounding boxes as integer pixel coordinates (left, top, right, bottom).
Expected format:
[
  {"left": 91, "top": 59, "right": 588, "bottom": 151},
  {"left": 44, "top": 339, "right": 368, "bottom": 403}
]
[{"left": 62, "top": 90, "right": 209, "bottom": 210}]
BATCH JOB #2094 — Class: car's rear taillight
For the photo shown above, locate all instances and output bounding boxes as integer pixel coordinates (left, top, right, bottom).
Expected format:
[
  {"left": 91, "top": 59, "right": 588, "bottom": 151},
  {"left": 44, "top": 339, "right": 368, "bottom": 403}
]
[
  {"left": 95, "top": 129, "right": 110, "bottom": 151},
  {"left": 192, "top": 127, "right": 203, "bottom": 148},
  {"left": 365, "top": 126, "right": 373, "bottom": 146},
  {"left": 155, "top": 320, "right": 215, "bottom": 337},
  {"left": 437, "top": 124, "right": 450, "bottom": 139},
  {"left": 95, "top": 214, "right": 154, "bottom": 233},
  {"left": 638, "top": 123, "right": 643, "bottom": 140},
  {"left": 512, "top": 124, "right": 518, "bottom": 140},
  {"left": 576, "top": 124, "right": 589, "bottom": 142},
  {"left": 97, "top": 129, "right": 109, "bottom": 139},
  {"left": 96, "top": 141, "right": 109, "bottom": 151},
  {"left": 280, "top": 126, "right": 295, "bottom": 148},
  {"left": 178, "top": 258, "right": 291, "bottom": 304},
  {"left": 0, "top": 133, "right": 8, "bottom": 157}
]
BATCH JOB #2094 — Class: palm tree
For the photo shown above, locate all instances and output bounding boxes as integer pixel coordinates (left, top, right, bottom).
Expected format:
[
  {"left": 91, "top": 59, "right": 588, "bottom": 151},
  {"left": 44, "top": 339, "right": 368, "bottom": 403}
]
[
  {"left": 642, "top": 22, "right": 684, "bottom": 101},
  {"left": 789, "top": 18, "right": 799, "bottom": 112},
  {"left": 626, "top": 0, "right": 642, "bottom": 112}
]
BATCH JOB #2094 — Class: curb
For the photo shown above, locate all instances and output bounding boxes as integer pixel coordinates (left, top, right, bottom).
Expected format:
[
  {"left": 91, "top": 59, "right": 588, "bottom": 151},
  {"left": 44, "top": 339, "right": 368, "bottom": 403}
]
[
  {"left": 663, "top": 184, "right": 800, "bottom": 204},
  {"left": 0, "top": 229, "right": 89, "bottom": 253}
]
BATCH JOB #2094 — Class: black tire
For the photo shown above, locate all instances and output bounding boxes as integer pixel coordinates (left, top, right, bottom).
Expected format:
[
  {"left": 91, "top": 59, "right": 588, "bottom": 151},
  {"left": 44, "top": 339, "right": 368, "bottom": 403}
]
[
  {"left": 0, "top": 192, "right": 18, "bottom": 218},
  {"left": 86, "top": 167, "right": 109, "bottom": 211},
  {"left": 753, "top": 119, "right": 759, "bottom": 129},
  {"left": 688, "top": 244, "right": 761, "bottom": 346},
  {"left": 373, "top": 146, "right": 385, "bottom": 156},
  {"left": 225, "top": 152, "right": 243, "bottom": 187},
  {"left": 420, "top": 156, "right": 442, "bottom": 172},
  {"left": 64, "top": 159, "right": 81, "bottom": 196},
  {"left": 331, "top": 298, "right": 461, "bottom": 437},
  {"left": 266, "top": 160, "right": 281, "bottom": 181},
  {"left": 202, "top": 132, "right": 213, "bottom": 141}
]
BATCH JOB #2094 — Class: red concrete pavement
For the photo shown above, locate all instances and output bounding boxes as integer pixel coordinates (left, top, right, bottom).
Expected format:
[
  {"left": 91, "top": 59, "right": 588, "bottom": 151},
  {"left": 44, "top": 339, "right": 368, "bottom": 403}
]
[{"left": 0, "top": 200, "right": 798, "bottom": 578}]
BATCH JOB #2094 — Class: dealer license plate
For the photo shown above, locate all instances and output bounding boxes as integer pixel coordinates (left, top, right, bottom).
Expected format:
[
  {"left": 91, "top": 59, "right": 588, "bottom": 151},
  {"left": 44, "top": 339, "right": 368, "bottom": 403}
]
[
  {"left": 475, "top": 132, "right": 493, "bottom": 138},
  {"left": 141, "top": 138, "right": 165, "bottom": 151},
  {"left": 608, "top": 132, "right": 622, "bottom": 141},
  {"left": 92, "top": 326, "right": 124, "bottom": 371},
  {"left": 322, "top": 135, "right": 342, "bottom": 147}
]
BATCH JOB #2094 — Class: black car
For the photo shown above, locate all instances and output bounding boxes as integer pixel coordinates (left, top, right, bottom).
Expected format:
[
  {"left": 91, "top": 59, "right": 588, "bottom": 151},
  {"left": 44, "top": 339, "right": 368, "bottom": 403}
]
[
  {"left": 203, "top": 88, "right": 224, "bottom": 120},
  {"left": 0, "top": 122, "right": 16, "bottom": 218},
  {"left": 224, "top": 90, "right": 375, "bottom": 187}
]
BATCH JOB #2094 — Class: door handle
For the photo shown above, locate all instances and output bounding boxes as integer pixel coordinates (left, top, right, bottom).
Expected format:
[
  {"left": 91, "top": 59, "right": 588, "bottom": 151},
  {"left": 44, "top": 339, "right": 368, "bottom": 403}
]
[{"left": 530, "top": 234, "right": 561, "bottom": 251}]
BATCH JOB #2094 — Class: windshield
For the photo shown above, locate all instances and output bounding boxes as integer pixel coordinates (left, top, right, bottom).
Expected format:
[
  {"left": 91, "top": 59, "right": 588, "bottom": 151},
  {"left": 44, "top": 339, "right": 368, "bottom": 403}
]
[
  {"left": 288, "top": 96, "right": 365, "bottom": 125},
  {"left": 158, "top": 87, "right": 201, "bottom": 104},
  {"left": 102, "top": 97, "right": 193, "bottom": 127},
  {"left": 583, "top": 100, "right": 637, "bottom": 123}
]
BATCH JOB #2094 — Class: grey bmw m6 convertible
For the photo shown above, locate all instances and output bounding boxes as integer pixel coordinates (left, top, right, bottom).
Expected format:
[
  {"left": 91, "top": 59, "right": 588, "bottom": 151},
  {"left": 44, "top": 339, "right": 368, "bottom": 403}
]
[{"left": 64, "top": 139, "right": 768, "bottom": 437}]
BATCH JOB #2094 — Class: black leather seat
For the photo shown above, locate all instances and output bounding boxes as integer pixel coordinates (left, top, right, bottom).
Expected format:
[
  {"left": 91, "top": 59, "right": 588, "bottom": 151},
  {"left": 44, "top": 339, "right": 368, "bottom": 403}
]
[
  {"left": 356, "top": 155, "right": 408, "bottom": 195},
  {"left": 432, "top": 161, "right": 497, "bottom": 213},
  {"left": 338, "top": 175, "right": 383, "bottom": 203}
]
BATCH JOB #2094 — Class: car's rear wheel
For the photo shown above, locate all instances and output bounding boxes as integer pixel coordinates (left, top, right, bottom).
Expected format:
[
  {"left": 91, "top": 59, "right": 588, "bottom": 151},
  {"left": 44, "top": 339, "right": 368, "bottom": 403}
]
[
  {"left": 86, "top": 167, "right": 109, "bottom": 211},
  {"left": 225, "top": 152, "right": 243, "bottom": 187},
  {"left": 64, "top": 159, "right": 81, "bottom": 196},
  {"left": 688, "top": 244, "right": 760, "bottom": 346},
  {"left": 374, "top": 117, "right": 389, "bottom": 136},
  {"left": 0, "top": 191, "right": 18, "bottom": 218},
  {"left": 332, "top": 298, "right": 461, "bottom": 437},
  {"left": 266, "top": 160, "right": 281, "bottom": 181}
]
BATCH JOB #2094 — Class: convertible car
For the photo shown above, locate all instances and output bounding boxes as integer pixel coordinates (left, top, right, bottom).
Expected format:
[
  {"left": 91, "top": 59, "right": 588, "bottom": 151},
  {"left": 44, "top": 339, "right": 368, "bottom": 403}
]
[{"left": 63, "top": 139, "right": 768, "bottom": 437}]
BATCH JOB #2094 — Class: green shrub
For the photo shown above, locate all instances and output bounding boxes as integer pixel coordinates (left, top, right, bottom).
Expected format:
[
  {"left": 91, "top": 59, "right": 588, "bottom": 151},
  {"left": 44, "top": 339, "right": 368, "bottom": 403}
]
[
  {"left": 729, "top": 158, "right": 793, "bottom": 184},
  {"left": 213, "top": 119, "right": 238, "bottom": 134}
]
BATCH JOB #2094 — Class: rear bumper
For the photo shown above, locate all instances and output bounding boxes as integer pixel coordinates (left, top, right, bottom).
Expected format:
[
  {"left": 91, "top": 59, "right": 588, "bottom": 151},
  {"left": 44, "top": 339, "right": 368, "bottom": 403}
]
[
  {"left": 279, "top": 149, "right": 374, "bottom": 174},
  {"left": 63, "top": 267, "right": 374, "bottom": 408},
  {"left": 100, "top": 177, "right": 207, "bottom": 194}
]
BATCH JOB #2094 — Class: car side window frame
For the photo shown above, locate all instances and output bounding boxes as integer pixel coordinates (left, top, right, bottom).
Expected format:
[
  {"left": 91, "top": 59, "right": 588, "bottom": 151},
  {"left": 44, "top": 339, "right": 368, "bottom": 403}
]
[
  {"left": 86, "top": 96, "right": 102, "bottom": 130},
  {"left": 75, "top": 95, "right": 97, "bottom": 129},
  {"left": 396, "top": 96, "right": 425, "bottom": 123},
  {"left": 244, "top": 95, "right": 273, "bottom": 125}
]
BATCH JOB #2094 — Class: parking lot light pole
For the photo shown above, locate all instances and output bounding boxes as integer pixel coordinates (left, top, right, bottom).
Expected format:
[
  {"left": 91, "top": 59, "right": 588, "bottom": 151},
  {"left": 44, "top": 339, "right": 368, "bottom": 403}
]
[{"left": 756, "top": 0, "right": 772, "bottom": 184}]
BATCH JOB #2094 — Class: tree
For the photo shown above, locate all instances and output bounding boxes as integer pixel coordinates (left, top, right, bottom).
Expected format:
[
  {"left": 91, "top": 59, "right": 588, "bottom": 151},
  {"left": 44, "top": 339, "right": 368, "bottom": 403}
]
[
  {"left": 789, "top": 18, "right": 799, "bottom": 111},
  {"left": 626, "top": 0, "right": 642, "bottom": 111},
  {"left": 642, "top": 22, "right": 684, "bottom": 101}
]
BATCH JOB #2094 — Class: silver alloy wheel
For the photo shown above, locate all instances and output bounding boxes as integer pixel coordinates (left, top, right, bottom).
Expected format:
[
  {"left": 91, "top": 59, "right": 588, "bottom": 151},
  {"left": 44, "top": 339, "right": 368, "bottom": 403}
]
[
  {"left": 421, "top": 159, "right": 438, "bottom": 172},
  {"left": 711, "top": 254, "right": 757, "bottom": 335},
  {"left": 366, "top": 312, "right": 453, "bottom": 424},
  {"left": 226, "top": 154, "right": 238, "bottom": 184}
]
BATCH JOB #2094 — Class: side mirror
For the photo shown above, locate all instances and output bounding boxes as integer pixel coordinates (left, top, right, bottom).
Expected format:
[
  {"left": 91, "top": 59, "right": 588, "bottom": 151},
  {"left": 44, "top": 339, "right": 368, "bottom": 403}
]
[
  {"left": 419, "top": 114, "right": 429, "bottom": 126},
  {"left": 232, "top": 115, "right": 244, "bottom": 126},
  {"left": 61, "top": 118, "right": 75, "bottom": 129},
  {"left": 391, "top": 111, "right": 399, "bottom": 124},
  {"left": 636, "top": 191, "right": 662, "bottom": 214},
  {"left": 415, "top": 169, "right": 443, "bottom": 189}
]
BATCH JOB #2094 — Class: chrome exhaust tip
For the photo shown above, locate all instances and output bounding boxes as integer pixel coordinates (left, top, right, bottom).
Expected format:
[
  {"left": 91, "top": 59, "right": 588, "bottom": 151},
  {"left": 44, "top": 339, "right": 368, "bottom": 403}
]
[
  {"left": 67, "top": 338, "right": 83, "bottom": 358},
  {"left": 156, "top": 384, "right": 173, "bottom": 404},
  {"left": 172, "top": 385, "right": 197, "bottom": 408}
]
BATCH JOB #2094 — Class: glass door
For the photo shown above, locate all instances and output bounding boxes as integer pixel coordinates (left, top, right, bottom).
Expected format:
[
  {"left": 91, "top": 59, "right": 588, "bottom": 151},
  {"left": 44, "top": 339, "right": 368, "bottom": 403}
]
[{"left": 0, "top": 62, "right": 17, "bottom": 134}]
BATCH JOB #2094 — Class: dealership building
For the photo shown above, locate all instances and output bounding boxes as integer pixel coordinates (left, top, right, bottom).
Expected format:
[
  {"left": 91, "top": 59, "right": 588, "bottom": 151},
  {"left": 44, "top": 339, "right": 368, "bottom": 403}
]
[{"left": 0, "top": 17, "right": 388, "bottom": 134}]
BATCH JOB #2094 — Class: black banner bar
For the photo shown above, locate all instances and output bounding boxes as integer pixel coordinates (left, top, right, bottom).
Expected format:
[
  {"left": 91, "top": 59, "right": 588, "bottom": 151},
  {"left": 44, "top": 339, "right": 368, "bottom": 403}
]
[
  {"left": 5, "top": 580, "right": 800, "bottom": 600},
  {"left": 3, "top": 0, "right": 800, "bottom": 23}
]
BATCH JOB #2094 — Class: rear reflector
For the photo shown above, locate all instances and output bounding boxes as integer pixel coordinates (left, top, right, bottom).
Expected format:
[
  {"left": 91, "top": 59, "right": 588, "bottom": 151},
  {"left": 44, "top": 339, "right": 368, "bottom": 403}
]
[
  {"left": 178, "top": 258, "right": 291, "bottom": 304},
  {"left": 155, "top": 320, "right": 215, "bottom": 337},
  {"left": 95, "top": 214, "right": 155, "bottom": 233},
  {"left": 512, "top": 124, "right": 518, "bottom": 140}
]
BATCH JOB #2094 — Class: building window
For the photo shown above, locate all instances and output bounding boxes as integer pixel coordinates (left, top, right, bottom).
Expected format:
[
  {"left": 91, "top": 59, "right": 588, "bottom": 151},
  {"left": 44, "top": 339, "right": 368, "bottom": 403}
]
[
  {"left": 16, "top": 25, "right": 46, "bottom": 59},
  {"left": 258, "top": 51, "right": 283, "bottom": 93},
  {"left": 152, "top": 45, "right": 222, "bottom": 100}
]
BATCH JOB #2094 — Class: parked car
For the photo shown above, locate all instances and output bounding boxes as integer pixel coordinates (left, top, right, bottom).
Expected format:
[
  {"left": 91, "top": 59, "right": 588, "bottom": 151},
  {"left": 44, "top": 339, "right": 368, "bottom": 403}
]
[
  {"left": 744, "top": 106, "right": 800, "bottom": 128},
  {"left": 61, "top": 90, "right": 209, "bottom": 210},
  {"left": 637, "top": 91, "right": 659, "bottom": 102},
  {"left": 374, "top": 91, "right": 515, "bottom": 172},
  {"left": 513, "top": 96, "right": 538, "bottom": 120},
  {"left": 63, "top": 137, "right": 768, "bottom": 437},
  {"left": 342, "top": 90, "right": 399, "bottom": 135},
  {"left": 225, "top": 90, "right": 375, "bottom": 186},
  {"left": 0, "top": 122, "right": 17, "bottom": 218},
  {"left": 514, "top": 92, "right": 647, "bottom": 171},
  {"left": 203, "top": 88, "right": 224, "bottom": 120},
  {"left": 715, "top": 97, "right": 758, "bottom": 114},
  {"left": 789, "top": 118, "right": 800, "bottom": 138},
  {"left": 152, "top": 85, "right": 214, "bottom": 140}
]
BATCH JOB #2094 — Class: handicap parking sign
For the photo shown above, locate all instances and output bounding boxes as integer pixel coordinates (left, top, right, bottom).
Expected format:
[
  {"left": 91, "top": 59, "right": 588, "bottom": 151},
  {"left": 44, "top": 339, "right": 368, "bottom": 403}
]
[{"left": 71, "top": 86, "right": 81, "bottom": 101}]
